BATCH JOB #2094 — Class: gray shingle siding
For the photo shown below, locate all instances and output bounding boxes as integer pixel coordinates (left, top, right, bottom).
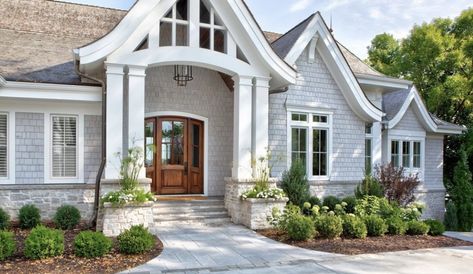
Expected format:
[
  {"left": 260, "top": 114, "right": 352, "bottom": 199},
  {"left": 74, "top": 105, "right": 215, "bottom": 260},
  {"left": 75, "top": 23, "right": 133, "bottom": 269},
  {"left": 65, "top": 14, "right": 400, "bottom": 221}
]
[
  {"left": 15, "top": 112, "right": 44, "bottom": 184},
  {"left": 424, "top": 136, "right": 444, "bottom": 188},
  {"left": 393, "top": 106, "right": 425, "bottom": 131},
  {"left": 84, "top": 115, "right": 102, "bottom": 183},
  {"left": 269, "top": 48, "right": 365, "bottom": 182},
  {"left": 145, "top": 66, "right": 233, "bottom": 196}
]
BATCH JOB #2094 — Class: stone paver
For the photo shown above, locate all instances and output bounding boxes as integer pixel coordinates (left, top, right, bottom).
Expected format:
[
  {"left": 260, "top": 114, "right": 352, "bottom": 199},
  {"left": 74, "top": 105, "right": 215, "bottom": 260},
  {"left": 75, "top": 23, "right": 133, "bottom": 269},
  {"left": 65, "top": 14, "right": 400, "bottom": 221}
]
[
  {"left": 124, "top": 224, "right": 340, "bottom": 273},
  {"left": 444, "top": 231, "right": 473, "bottom": 243}
]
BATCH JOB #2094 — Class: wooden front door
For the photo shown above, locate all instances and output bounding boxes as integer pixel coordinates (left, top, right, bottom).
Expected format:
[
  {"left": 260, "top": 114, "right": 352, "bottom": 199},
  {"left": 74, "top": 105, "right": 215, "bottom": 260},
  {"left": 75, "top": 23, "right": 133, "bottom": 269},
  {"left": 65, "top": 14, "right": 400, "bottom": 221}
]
[{"left": 145, "top": 116, "right": 204, "bottom": 195}]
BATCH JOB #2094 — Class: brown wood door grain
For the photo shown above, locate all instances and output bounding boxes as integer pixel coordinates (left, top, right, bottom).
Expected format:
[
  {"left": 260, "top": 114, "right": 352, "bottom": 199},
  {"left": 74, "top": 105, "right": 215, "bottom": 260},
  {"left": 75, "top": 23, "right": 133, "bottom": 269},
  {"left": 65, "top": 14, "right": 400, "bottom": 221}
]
[
  {"left": 145, "top": 118, "right": 157, "bottom": 193},
  {"left": 188, "top": 119, "right": 204, "bottom": 194}
]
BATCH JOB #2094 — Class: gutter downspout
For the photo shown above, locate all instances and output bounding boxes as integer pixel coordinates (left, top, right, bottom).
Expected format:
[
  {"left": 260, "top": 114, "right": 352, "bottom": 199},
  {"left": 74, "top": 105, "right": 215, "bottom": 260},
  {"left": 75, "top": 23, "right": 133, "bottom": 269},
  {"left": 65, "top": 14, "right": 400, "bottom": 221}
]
[{"left": 74, "top": 59, "right": 107, "bottom": 229}]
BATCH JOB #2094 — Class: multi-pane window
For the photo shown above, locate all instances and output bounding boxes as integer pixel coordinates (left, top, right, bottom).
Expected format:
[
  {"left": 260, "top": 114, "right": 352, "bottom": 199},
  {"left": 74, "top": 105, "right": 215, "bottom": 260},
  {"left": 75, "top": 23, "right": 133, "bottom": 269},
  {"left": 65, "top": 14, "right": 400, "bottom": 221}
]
[
  {"left": 402, "top": 141, "right": 410, "bottom": 167},
  {"left": 200, "top": 0, "right": 227, "bottom": 53},
  {"left": 290, "top": 111, "right": 331, "bottom": 178},
  {"left": 160, "top": 0, "right": 189, "bottom": 46},
  {"left": 391, "top": 140, "right": 400, "bottom": 167},
  {"left": 365, "top": 124, "right": 373, "bottom": 175},
  {"left": 0, "top": 114, "right": 7, "bottom": 178},
  {"left": 52, "top": 116, "right": 77, "bottom": 178},
  {"left": 413, "top": 142, "right": 421, "bottom": 168}
]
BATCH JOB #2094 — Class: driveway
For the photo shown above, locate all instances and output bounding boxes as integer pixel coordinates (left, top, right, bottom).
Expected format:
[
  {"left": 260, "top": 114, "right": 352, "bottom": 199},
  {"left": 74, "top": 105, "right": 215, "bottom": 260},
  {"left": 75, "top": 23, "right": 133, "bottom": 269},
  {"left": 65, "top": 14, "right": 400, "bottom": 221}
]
[{"left": 125, "top": 225, "right": 473, "bottom": 274}]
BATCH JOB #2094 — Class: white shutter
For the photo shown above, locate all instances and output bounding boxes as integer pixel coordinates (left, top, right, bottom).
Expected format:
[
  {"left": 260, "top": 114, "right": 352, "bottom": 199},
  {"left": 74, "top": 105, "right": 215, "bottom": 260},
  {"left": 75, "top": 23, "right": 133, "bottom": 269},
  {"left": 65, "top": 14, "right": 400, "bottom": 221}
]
[
  {"left": 52, "top": 116, "right": 77, "bottom": 178},
  {"left": 0, "top": 114, "right": 7, "bottom": 178}
]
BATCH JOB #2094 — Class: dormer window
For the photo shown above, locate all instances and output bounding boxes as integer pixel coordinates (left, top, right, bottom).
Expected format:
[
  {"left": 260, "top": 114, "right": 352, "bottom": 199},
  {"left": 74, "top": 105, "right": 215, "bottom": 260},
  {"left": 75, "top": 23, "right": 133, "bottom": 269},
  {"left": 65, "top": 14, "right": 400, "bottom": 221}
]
[
  {"left": 160, "top": 0, "right": 189, "bottom": 46},
  {"left": 200, "top": 0, "right": 226, "bottom": 53}
]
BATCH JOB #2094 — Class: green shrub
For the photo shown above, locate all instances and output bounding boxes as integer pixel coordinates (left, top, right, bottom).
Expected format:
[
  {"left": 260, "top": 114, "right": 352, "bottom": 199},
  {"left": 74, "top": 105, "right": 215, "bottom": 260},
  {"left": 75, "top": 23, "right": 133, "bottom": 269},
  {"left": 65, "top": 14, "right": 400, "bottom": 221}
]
[
  {"left": 269, "top": 204, "right": 302, "bottom": 230},
  {"left": 19, "top": 205, "right": 41, "bottom": 229},
  {"left": 364, "top": 215, "right": 387, "bottom": 237},
  {"left": 341, "top": 196, "right": 357, "bottom": 214},
  {"left": 406, "top": 221, "right": 430, "bottom": 235},
  {"left": 424, "top": 219, "right": 445, "bottom": 236},
  {"left": 0, "top": 231, "right": 16, "bottom": 261},
  {"left": 0, "top": 208, "right": 10, "bottom": 230},
  {"left": 444, "top": 201, "right": 458, "bottom": 231},
  {"left": 286, "top": 215, "right": 315, "bottom": 241},
  {"left": 457, "top": 202, "right": 473, "bottom": 232},
  {"left": 54, "top": 205, "right": 81, "bottom": 230},
  {"left": 307, "top": 196, "right": 321, "bottom": 207},
  {"left": 24, "top": 225, "right": 64, "bottom": 259},
  {"left": 281, "top": 159, "right": 310, "bottom": 208},
  {"left": 355, "top": 175, "right": 384, "bottom": 198},
  {"left": 74, "top": 231, "right": 112, "bottom": 258},
  {"left": 342, "top": 215, "right": 367, "bottom": 239},
  {"left": 315, "top": 215, "right": 343, "bottom": 239},
  {"left": 450, "top": 149, "right": 473, "bottom": 232},
  {"left": 117, "top": 225, "right": 155, "bottom": 254},
  {"left": 322, "top": 196, "right": 341, "bottom": 211},
  {"left": 385, "top": 217, "right": 407, "bottom": 235},
  {"left": 355, "top": 195, "right": 394, "bottom": 218}
]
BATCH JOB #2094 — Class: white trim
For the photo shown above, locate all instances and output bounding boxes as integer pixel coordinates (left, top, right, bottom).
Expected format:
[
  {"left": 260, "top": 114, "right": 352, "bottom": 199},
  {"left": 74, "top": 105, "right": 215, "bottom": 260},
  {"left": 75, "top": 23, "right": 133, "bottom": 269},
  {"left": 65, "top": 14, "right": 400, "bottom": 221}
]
[
  {"left": 145, "top": 111, "right": 209, "bottom": 197},
  {"left": 0, "top": 81, "right": 102, "bottom": 102},
  {"left": 356, "top": 74, "right": 411, "bottom": 90},
  {"left": 0, "top": 75, "right": 6, "bottom": 87},
  {"left": 387, "top": 134, "right": 425, "bottom": 181},
  {"left": 287, "top": 108, "right": 333, "bottom": 181},
  {"left": 282, "top": 13, "right": 383, "bottom": 122},
  {"left": 0, "top": 112, "right": 14, "bottom": 184}
]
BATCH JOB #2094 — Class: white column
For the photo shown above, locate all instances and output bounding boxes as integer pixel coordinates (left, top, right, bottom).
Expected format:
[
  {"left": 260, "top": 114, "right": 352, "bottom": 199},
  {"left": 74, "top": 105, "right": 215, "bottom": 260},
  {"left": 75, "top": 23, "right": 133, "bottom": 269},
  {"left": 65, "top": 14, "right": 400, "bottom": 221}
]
[
  {"left": 252, "top": 76, "right": 271, "bottom": 175},
  {"left": 105, "top": 63, "right": 125, "bottom": 179},
  {"left": 127, "top": 65, "right": 147, "bottom": 178},
  {"left": 372, "top": 122, "right": 382, "bottom": 168},
  {"left": 188, "top": 0, "right": 200, "bottom": 48},
  {"left": 232, "top": 75, "right": 253, "bottom": 180}
]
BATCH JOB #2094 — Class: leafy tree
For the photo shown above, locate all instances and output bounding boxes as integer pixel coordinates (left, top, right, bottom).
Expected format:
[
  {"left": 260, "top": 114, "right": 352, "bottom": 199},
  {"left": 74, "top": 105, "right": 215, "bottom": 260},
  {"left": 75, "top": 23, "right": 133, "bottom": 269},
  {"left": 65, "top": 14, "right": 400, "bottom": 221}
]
[{"left": 367, "top": 8, "right": 473, "bottom": 193}]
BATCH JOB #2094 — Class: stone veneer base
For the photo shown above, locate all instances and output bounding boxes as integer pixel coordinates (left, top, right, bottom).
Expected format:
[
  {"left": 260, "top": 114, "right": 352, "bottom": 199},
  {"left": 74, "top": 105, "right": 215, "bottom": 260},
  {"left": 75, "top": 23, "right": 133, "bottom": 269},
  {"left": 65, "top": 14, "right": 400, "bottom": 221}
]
[
  {"left": 240, "top": 198, "right": 289, "bottom": 230},
  {"left": 99, "top": 202, "right": 154, "bottom": 237}
]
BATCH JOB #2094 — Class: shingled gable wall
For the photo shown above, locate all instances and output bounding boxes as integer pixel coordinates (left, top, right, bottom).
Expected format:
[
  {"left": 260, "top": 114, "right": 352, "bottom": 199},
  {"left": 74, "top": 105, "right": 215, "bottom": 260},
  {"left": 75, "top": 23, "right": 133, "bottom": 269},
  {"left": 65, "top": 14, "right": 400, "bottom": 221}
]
[{"left": 269, "top": 46, "right": 365, "bottom": 197}]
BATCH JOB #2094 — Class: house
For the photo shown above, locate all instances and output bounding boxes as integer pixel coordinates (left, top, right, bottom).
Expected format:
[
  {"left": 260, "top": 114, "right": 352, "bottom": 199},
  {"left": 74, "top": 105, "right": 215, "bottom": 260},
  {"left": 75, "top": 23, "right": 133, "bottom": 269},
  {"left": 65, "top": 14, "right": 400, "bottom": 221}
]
[{"left": 0, "top": 0, "right": 464, "bottom": 222}]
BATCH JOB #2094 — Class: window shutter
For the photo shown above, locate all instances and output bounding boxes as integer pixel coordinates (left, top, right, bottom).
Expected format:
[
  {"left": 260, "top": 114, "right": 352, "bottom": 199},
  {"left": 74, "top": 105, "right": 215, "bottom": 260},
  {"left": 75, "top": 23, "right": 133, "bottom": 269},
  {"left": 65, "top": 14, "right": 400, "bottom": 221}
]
[
  {"left": 52, "top": 116, "right": 77, "bottom": 177},
  {"left": 0, "top": 114, "right": 7, "bottom": 178}
]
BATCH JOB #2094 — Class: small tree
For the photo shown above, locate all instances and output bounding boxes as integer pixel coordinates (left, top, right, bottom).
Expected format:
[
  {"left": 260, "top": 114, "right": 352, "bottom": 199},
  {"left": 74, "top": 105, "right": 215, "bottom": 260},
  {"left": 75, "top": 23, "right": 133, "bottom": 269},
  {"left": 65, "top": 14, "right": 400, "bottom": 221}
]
[
  {"left": 281, "top": 159, "right": 310, "bottom": 208},
  {"left": 375, "top": 164, "right": 420, "bottom": 207},
  {"left": 450, "top": 149, "right": 473, "bottom": 231},
  {"left": 444, "top": 201, "right": 458, "bottom": 231}
]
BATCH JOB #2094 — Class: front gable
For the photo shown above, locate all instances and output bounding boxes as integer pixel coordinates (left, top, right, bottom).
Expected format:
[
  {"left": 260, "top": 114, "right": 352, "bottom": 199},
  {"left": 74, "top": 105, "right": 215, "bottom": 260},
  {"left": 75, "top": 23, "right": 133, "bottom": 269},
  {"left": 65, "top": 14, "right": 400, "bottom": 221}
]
[
  {"left": 392, "top": 103, "right": 427, "bottom": 132},
  {"left": 75, "top": 0, "right": 296, "bottom": 89}
]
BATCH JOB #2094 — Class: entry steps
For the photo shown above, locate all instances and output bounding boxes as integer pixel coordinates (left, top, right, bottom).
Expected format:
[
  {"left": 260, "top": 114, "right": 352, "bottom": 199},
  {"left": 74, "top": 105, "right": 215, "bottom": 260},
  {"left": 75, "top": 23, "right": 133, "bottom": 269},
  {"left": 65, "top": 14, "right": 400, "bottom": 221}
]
[{"left": 152, "top": 196, "right": 231, "bottom": 226}]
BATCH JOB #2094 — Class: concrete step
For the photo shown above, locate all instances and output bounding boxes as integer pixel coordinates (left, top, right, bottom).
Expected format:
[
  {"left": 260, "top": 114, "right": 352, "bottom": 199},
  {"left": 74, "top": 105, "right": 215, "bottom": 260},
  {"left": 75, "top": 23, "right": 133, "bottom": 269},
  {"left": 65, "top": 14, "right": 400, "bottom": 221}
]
[
  {"left": 153, "top": 204, "right": 226, "bottom": 214},
  {"left": 152, "top": 217, "right": 231, "bottom": 228},
  {"left": 154, "top": 200, "right": 225, "bottom": 209},
  {"left": 155, "top": 211, "right": 229, "bottom": 221}
]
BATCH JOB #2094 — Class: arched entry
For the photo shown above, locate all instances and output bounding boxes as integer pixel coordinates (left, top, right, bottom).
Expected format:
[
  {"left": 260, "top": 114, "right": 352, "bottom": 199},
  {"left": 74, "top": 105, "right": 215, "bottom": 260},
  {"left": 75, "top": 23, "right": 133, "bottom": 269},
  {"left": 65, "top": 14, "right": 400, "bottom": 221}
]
[{"left": 145, "top": 115, "right": 205, "bottom": 195}]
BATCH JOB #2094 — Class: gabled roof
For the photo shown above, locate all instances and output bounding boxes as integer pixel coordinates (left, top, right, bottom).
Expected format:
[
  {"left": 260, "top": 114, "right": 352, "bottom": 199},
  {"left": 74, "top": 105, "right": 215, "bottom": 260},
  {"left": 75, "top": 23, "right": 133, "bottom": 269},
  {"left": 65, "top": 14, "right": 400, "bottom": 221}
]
[{"left": 385, "top": 87, "right": 465, "bottom": 134}]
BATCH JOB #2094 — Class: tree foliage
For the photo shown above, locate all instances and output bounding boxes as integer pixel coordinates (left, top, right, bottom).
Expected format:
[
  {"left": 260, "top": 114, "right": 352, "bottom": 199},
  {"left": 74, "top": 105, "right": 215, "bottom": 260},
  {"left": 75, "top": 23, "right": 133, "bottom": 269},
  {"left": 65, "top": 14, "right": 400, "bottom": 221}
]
[{"left": 367, "top": 8, "right": 473, "bottom": 191}]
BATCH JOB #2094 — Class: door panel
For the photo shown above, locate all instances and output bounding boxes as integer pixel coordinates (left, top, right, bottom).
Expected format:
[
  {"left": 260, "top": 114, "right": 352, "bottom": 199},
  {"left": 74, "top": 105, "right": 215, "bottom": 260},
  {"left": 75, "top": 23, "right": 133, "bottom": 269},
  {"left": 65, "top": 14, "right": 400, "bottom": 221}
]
[{"left": 149, "top": 116, "right": 204, "bottom": 195}]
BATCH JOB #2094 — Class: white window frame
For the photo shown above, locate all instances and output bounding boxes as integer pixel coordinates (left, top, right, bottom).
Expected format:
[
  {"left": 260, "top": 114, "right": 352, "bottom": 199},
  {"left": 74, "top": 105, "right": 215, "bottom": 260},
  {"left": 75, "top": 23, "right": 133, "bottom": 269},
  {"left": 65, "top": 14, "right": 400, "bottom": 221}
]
[
  {"left": 0, "top": 112, "right": 9, "bottom": 180},
  {"left": 50, "top": 114, "right": 79, "bottom": 180},
  {"left": 388, "top": 130, "right": 425, "bottom": 179},
  {"left": 159, "top": 0, "right": 190, "bottom": 47},
  {"left": 365, "top": 124, "right": 373, "bottom": 175},
  {"left": 287, "top": 108, "right": 333, "bottom": 181},
  {"left": 199, "top": 0, "right": 227, "bottom": 52}
]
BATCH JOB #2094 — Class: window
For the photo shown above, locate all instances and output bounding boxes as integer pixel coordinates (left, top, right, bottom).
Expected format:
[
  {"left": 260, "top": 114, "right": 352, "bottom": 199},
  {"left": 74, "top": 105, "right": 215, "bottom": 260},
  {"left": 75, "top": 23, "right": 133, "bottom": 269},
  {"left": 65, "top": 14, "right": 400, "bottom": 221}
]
[
  {"left": 289, "top": 110, "right": 331, "bottom": 178},
  {"left": 52, "top": 116, "right": 77, "bottom": 178},
  {"left": 0, "top": 114, "right": 7, "bottom": 178},
  {"left": 159, "top": 0, "right": 189, "bottom": 47},
  {"left": 200, "top": 0, "right": 227, "bottom": 53},
  {"left": 390, "top": 139, "right": 423, "bottom": 171},
  {"left": 391, "top": 140, "right": 400, "bottom": 167},
  {"left": 365, "top": 124, "right": 373, "bottom": 175}
]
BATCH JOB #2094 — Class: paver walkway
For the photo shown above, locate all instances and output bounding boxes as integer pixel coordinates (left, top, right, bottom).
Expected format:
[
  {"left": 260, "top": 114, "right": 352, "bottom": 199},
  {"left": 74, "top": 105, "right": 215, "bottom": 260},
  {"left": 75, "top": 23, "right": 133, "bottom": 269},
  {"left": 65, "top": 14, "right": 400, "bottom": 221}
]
[
  {"left": 124, "top": 224, "right": 340, "bottom": 273},
  {"left": 444, "top": 231, "right": 473, "bottom": 242}
]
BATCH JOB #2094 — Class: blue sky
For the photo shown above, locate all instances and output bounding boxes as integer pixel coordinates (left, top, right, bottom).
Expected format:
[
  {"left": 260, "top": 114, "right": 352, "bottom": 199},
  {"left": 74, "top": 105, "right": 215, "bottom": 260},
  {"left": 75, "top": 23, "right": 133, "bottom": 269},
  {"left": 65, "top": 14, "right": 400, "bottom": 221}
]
[{"left": 62, "top": 0, "right": 471, "bottom": 59}]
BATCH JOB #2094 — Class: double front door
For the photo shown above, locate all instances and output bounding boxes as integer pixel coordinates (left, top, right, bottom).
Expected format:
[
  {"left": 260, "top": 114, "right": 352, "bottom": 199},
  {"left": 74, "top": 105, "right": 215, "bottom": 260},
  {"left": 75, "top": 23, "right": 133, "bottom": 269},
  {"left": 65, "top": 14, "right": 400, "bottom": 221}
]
[{"left": 145, "top": 116, "right": 204, "bottom": 195}]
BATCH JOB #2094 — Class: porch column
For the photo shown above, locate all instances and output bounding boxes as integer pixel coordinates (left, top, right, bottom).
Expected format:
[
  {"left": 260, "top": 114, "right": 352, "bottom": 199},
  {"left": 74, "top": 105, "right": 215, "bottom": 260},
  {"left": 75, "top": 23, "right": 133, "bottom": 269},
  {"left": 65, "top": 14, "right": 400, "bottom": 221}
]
[
  {"left": 372, "top": 122, "right": 382, "bottom": 168},
  {"left": 252, "top": 76, "right": 271, "bottom": 175},
  {"left": 127, "top": 65, "right": 147, "bottom": 178},
  {"left": 232, "top": 75, "right": 253, "bottom": 180},
  {"left": 105, "top": 63, "right": 125, "bottom": 179}
]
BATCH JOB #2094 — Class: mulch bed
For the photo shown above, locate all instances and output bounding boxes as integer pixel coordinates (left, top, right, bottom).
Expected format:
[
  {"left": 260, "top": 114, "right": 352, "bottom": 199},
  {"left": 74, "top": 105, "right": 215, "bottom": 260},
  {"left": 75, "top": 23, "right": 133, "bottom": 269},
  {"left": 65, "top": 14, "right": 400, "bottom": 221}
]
[
  {"left": 259, "top": 229, "right": 473, "bottom": 255},
  {"left": 0, "top": 223, "right": 163, "bottom": 274}
]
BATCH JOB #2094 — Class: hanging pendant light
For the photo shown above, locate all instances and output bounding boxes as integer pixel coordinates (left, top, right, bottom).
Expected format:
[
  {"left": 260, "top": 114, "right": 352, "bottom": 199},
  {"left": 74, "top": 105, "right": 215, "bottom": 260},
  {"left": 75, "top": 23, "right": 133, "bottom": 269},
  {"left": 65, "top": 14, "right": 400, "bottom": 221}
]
[{"left": 173, "top": 65, "right": 193, "bottom": 87}]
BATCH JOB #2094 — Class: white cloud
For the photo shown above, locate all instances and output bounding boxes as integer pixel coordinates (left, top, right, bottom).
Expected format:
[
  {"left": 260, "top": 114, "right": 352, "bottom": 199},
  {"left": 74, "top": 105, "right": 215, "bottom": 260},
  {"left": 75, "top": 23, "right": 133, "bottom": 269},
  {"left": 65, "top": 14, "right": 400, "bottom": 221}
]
[
  {"left": 289, "top": 0, "right": 313, "bottom": 12},
  {"left": 369, "top": 8, "right": 382, "bottom": 19}
]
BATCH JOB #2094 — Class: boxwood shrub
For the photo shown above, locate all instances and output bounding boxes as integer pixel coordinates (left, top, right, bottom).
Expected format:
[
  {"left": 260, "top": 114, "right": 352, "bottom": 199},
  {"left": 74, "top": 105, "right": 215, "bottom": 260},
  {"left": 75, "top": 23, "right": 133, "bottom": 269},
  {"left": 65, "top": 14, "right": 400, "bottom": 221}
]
[
  {"left": 54, "top": 205, "right": 81, "bottom": 230},
  {"left": 24, "top": 225, "right": 64, "bottom": 259},
  {"left": 74, "top": 231, "right": 112, "bottom": 258},
  {"left": 406, "top": 221, "right": 430, "bottom": 235},
  {"left": 19, "top": 204, "right": 41, "bottom": 229},
  {"left": 117, "top": 225, "right": 155, "bottom": 254},
  {"left": 0, "top": 230, "right": 16, "bottom": 261},
  {"left": 0, "top": 208, "right": 10, "bottom": 230},
  {"left": 322, "top": 196, "right": 341, "bottom": 211},
  {"left": 286, "top": 214, "right": 315, "bottom": 241},
  {"left": 342, "top": 215, "right": 367, "bottom": 239},
  {"left": 424, "top": 219, "right": 445, "bottom": 236},
  {"left": 385, "top": 217, "right": 407, "bottom": 235},
  {"left": 364, "top": 215, "right": 387, "bottom": 237},
  {"left": 315, "top": 215, "right": 343, "bottom": 239}
]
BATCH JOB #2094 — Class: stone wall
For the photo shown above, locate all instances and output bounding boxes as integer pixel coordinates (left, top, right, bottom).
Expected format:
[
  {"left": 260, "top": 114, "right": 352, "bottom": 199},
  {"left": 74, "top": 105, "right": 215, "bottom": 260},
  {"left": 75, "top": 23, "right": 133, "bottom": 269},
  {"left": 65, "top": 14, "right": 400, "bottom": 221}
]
[
  {"left": 15, "top": 112, "right": 44, "bottom": 184},
  {"left": 0, "top": 184, "right": 95, "bottom": 220},
  {"left": 145, "top": 66, "right": 233, "bottom": 196},
  {"left": 99, "top": 202, "right": 154, "bottom": 237},
  {"left": 416, "top": 188, "right": 446, "bottom": 220},
  {"left": 240, "top": 198, "right": 288, "bottom": 230},
  {"left": 309, "top": 181, "right": 358, "bottom": 198}
]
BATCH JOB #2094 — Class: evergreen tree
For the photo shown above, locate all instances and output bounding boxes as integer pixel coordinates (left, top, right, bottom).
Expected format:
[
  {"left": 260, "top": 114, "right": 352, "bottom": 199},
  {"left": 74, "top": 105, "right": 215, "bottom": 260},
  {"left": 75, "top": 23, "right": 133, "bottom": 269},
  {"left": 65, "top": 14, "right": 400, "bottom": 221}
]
[{"left": 451, "top": 149, "right": 473, "bottom": 231}]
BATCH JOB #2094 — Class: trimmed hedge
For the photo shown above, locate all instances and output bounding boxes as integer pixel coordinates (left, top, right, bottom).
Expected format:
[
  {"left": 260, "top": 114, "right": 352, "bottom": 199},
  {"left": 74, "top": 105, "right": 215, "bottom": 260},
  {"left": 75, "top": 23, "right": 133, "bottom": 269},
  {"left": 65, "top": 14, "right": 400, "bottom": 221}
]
[
  {"left": 286, "top": 215, "right": 315, "bottom": 241},
  {"left": 0, "top": 231, "right": 16, "bottom": 261},
  {"left": 406, "top": 221, "right": 430, "bottom": 235},
  {"left": 54, "top": 205, "right": 81, "bottom": 230},
  {"left": 74, "top": 231, "right": 112, "bottom": 258},
  {"left": 364, "top": 215, "right": 387, "bottom": 237},
  {"left": 0, "top": 208, "right": 10, "bottom": 230},
  {"left": 24, "top": 226, "right": 64, "bottom": 259},
  {"left": 117, "top": 225, "right": 155, "bottom": 254},
  {"left": 385, "top": 217, "right": 407, "bottom": 235},
  {"left": 424, "top": 219, "right": 445, "bottom": 236},
  {"left": 315, "top": 215, "right": 343, "bottom": 239},
  {"left": 342, "top": 215, "right": 367, "bottom": 239},
  {"left": 19, "top": 205, "right": 41, "bottom": 229}
]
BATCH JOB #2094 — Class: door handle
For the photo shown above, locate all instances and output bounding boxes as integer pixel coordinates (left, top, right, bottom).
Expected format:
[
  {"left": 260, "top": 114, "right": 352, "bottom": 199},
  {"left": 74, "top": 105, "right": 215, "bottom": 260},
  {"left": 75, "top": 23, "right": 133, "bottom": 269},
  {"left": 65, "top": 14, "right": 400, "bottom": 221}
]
[{"left": 184, "top": 162, "right": 188, "bottom": 175}]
